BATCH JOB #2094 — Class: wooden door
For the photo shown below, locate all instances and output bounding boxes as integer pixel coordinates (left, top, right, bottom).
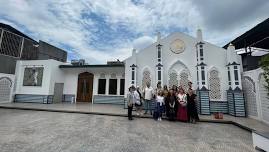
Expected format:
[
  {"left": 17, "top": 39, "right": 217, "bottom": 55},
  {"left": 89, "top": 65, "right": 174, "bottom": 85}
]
[{"left": 76, "top": 72, "right": 94, "bottom": 102}]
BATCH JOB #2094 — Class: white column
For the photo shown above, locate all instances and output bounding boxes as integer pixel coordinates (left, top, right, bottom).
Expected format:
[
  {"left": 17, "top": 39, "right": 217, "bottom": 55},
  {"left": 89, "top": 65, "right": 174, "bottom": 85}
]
[
  {"left": 105, "top": 76, "right": 109, "bottom": 95},
  {"left": 93, "top": 75, "right": 99, "bottom": 95},
  {"left": 19, "top": 38, "right": 24, "bottom": 58},
  {"left": 0, "top": 29, "right": 4, "bottom": 50},
  {"left": 117, "top": 77, "right": 120, "bottom": 95}
]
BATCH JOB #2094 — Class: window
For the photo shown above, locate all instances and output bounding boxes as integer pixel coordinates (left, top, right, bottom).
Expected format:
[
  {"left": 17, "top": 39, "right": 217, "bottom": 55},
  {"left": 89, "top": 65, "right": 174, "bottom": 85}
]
[
  {"left": 201, "top": 70, "right": 205, "bottom": 80},
  {"left": 209, "top": 70, "right": 221, "bottom": 99},
  {"left": 234, "top": 66, "right": 239, "bottom": 86},
  {"left": 120, "top": 79, "right": 125, "bottom": 95},
  {"left": 200, "top": 48, "right": 203, "bottom": 57},
  {"left": 201, "top": 67, "right": 205, "bottom": 85},
  {"left": 131, "top": 71, "right": 135, "bottom": 80},
  {"left": 98, "top": 79, "right": 106, "bottom": 94},
  {"left": 158, "top": 70, "right": 161, "bottom": 80},
  {"left": 234, "top": 69, "right": 238, "bottom": 81},
  {"left": 157, "top": 46, "right": 161, "bottom": 58},
  {"left": 158, "top": 50, "right": 161, "bottom": 58},
  {"left": 109, "top": 79, "right": 117, "bottom": 95}
]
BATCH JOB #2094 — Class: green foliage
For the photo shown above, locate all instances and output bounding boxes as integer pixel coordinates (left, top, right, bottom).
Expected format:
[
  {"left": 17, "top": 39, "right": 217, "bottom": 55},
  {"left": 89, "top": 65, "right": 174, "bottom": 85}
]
[{"left": 260, "top": 54, "right": 269, "bottom": 96}]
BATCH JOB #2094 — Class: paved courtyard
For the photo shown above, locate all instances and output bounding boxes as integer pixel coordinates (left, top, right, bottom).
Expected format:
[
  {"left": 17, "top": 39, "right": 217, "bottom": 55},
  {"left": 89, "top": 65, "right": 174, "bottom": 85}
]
[{"left": 0, "top": 109, "right": 256, "bottom": 152}]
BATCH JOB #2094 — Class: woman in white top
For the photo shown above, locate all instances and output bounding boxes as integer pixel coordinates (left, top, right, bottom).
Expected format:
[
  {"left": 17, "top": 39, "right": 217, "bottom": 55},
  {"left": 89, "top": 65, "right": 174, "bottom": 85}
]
[{"left": 155, "top": 91, "right": 165, "bottom": 121}]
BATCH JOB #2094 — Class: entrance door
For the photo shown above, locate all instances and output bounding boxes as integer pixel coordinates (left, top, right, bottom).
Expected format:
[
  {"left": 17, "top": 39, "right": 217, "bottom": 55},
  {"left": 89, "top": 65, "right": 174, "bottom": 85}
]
[
  {"left": 77, "top": 72, "right": 94, "bottom": 102},
  {"left": 53, "top": 83, "right": 64, "bottom": 103}
]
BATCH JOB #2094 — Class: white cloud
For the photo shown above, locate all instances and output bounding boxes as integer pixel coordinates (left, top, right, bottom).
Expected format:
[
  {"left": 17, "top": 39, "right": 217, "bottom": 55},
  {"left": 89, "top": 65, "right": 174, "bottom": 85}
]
[
  {"left": 0, "top": 0, "right": 268, "bottom": 63},
  {"left": 132, "top": 36, "right": 155, "bottom": 50}
]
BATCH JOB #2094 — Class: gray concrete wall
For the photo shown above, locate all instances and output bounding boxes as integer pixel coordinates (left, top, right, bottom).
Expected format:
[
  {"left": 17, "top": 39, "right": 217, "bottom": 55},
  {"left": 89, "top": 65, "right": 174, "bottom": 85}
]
[
  {"left": 38, "top": 40, "right": 67, "bottom": 62},
  {"left": 0, "top": 55, "right": 17, "bottom": 74}
]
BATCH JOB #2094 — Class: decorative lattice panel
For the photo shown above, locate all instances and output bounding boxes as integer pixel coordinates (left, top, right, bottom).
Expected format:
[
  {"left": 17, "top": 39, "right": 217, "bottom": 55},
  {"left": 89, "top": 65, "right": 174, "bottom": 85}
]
[
  {"left": 259, "top": 74, "right": 269, "bottom": 122},
  {"left": 0, "top": 77, "right": 12, "bottom": 102},
  {"left": 142, "top": 70, "right": 151, "bottom": 88},
  {"left": 179, "top": 72, "right": 189, "bottom": 92},
  {"left": 243, "top": 76, "right": 257, "bottom": 117},
  {"left": 169, "top": 72, "right": 178, "bottom": 88},
  {"left": 209, "top": 70, "right": 221, "bottom": 100}
]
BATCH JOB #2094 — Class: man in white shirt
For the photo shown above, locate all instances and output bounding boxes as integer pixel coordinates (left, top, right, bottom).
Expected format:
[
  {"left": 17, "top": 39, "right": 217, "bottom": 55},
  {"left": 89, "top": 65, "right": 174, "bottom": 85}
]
[{"left": 143, "top": 82, "right": 154, "bottom": 115}]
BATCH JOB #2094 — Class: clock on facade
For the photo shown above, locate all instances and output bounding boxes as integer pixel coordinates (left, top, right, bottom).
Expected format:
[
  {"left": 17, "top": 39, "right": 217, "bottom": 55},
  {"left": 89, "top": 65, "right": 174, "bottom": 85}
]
[{"left": 170, "top": 39, "right": 185, "bottom": 54}]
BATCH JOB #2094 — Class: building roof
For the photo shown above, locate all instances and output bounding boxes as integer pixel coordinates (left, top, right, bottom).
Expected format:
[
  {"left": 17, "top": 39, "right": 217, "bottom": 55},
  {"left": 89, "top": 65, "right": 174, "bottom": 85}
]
[
  {"left": 223, "top": 18, "right": 269, "bottom": 50},
  {"left": 0, "top": 23, "right": 38, "bottom": 43},
  {"left": 59, "top": 64, "right": 125, "bottom": 68}
]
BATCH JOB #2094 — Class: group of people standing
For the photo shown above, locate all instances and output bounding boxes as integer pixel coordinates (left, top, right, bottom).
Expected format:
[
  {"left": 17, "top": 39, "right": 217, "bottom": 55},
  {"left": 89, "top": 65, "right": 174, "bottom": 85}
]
[{"left": 127, "top": 81, "right": 199, "bottom": 123}]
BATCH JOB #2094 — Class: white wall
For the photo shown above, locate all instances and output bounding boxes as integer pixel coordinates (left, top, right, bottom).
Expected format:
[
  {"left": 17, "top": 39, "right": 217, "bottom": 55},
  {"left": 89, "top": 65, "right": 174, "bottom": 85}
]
[
  {"left": 0, "top": 73, "right": 15, "bottom": 103},
  {"left": 243, "top": 68, "right": 269, "bottom": 124},
  {"left": 125, "top": 32, "right": 231, "bottom": 101},
  {"left": 14, "top": 59, "right": 64, "bottom": 95},
  {"left": 62, "top": 67, "right": 125, "bottom": 102}
]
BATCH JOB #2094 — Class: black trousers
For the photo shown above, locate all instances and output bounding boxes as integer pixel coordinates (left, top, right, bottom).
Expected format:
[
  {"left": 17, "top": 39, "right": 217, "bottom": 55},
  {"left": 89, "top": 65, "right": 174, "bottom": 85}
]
[{"left": 128, "top": 105, "right": 133, "bottom": 119}]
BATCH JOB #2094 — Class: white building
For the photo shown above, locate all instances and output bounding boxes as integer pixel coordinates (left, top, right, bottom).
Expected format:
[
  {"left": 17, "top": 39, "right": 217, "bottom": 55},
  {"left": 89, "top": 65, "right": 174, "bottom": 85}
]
[{"left": 5, "top": 29, "right": 248, "bottom": 116}]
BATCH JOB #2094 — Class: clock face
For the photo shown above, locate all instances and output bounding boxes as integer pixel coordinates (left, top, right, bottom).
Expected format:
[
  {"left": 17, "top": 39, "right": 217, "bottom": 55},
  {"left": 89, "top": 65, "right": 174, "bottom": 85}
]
[{"left": 170, "top": 39, "right": 185, "bottom": 54}]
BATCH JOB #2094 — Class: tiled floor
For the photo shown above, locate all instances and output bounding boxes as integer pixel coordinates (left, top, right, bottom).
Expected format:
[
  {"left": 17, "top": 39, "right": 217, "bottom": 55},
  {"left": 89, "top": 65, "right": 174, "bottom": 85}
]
[
  {"left": 0, "top": 109, "right": 256, "bottom": 152},
  {"left": 0, "top": 102, "right": 268, "bottom": 133}
]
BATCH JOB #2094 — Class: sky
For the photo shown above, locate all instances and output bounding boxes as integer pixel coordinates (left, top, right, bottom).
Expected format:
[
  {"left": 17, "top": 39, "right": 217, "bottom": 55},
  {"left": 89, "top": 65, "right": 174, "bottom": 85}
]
[{"left": 0, "top": 0, "right": 268, "bottom": 63}]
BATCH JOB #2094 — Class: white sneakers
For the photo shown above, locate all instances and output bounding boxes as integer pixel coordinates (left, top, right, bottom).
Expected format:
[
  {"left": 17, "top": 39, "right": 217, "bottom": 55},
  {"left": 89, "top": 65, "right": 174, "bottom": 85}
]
[{"left": 157, "top": 118, "right": 162, "bottom": 121}]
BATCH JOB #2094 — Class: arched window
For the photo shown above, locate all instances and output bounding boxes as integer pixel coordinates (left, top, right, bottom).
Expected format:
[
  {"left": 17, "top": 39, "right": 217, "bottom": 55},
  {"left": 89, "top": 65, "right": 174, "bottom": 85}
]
[
  {"left": 0, "top": 77, "right": 12, "bottom": 102},
  {"left": 179, "top": 71, "right": 189, "bottom": 92},
  {"left": 209, "top": 70, "right": 221, "bottom": 100},
  {"left": 169, "top": 71, "right": 178, "bottom": 88},
  {"left": 142, "top": 70, "right": 151, "bottom": 88}
]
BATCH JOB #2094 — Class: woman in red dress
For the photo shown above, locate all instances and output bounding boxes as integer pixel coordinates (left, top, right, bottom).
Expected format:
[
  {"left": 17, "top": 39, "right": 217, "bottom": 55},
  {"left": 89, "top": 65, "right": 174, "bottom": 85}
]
[{"left": 176, "top": 86, "right": 188, "bottom": 122}]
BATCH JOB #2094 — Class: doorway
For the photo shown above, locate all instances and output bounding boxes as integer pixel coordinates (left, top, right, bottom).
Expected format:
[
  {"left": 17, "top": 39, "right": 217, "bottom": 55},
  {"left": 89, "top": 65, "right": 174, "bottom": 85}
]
[
  {"left": 76, "top": 72, "right": 94, "bottom": 102},
  {"left": 53, "top": 83, "right": 64, "bottom": 103}
]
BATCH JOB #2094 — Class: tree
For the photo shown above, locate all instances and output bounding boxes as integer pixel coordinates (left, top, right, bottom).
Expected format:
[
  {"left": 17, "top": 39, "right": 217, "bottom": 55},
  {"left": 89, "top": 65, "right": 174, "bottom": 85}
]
[{"left": 260, "top": 54, "right": 269, "bottom": 96}]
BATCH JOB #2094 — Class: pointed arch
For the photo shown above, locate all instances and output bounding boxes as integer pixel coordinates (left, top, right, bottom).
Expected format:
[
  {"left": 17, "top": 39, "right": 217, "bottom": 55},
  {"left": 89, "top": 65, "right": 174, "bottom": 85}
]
[{"left": 168, "top": 60, "right": 192, "bottom": 90}]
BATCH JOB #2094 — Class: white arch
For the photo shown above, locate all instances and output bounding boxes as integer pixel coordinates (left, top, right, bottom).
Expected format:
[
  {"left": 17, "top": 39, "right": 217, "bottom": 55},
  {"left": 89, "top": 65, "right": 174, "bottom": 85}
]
[
  {"left": 168, "top": 60, "right": 191, "bottom": 77},
  {"left": 167, "top": 60, "right": 192, "bottom": 90}
]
